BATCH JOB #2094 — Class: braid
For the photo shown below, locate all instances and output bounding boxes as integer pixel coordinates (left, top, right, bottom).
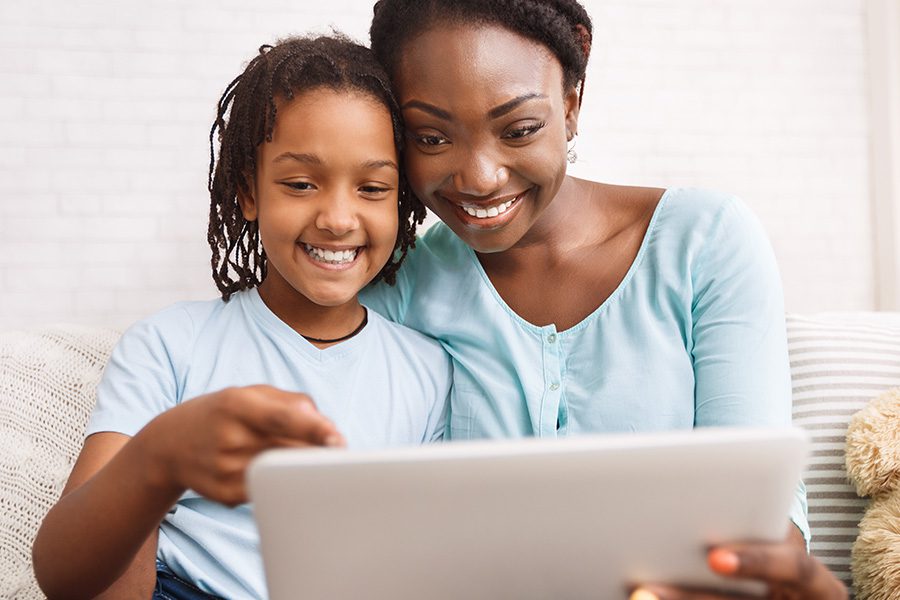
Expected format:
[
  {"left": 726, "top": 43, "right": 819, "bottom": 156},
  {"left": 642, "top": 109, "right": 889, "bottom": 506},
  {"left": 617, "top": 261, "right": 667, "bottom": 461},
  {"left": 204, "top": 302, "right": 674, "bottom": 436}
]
[
  {"left": 208, "top": 34, "right": 423, "bottom": 300},
  {"left": 370, "top": 0, "right": 592, "bottom": 105}
]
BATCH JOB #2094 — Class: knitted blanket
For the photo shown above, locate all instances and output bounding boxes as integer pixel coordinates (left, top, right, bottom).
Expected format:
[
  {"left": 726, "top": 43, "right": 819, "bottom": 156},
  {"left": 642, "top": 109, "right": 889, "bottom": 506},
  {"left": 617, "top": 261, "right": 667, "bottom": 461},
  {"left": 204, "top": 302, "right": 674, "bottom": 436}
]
[{"left": 0, "top": 325, "right": 119, "bottom": 599}]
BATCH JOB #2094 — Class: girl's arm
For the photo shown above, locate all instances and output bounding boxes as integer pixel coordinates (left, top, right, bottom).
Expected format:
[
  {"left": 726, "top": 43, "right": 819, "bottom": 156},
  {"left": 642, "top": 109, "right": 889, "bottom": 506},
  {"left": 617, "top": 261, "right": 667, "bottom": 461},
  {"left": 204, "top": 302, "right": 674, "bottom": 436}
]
[
  {"left": 33, "top": 385, "right": 343, "bottom": 600},
  {"left": 33, "top": 431, "right": 169, "bottom": 600}
]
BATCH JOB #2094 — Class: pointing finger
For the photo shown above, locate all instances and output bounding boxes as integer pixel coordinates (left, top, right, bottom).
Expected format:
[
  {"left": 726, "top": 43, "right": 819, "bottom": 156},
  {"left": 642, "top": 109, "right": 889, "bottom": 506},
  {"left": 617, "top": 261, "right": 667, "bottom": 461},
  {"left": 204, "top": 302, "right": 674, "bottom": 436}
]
[{"left": 230, "top": 387, "right": 345, "bottom": 446}]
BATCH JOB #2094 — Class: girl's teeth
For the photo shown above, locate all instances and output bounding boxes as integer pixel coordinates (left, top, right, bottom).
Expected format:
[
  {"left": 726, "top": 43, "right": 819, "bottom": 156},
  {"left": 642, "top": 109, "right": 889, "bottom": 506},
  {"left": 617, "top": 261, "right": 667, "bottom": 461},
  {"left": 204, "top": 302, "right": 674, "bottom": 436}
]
[
  {"left": 462, "top": 197, "right": 517, "bottom": 219},
  {"left": 304, "top": 244, "right": 358, "bottom": 264}
]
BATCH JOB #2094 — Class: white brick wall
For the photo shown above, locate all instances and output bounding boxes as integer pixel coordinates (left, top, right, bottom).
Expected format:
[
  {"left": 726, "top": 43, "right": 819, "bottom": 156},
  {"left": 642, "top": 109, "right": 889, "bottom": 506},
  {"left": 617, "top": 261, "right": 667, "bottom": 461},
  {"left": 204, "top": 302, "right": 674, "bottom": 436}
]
[{"left": 0, "top": 0, "right": 875, "bottom": 329}]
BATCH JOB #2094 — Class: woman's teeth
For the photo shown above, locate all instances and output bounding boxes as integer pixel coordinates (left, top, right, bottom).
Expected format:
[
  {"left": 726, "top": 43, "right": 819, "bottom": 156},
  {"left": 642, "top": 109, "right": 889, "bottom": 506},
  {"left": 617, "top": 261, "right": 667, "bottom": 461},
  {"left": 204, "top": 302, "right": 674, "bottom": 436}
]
[
  {"left": 304, "top": 244, "right": 358, "bottom": 265},
  {"left": 462, "top": 197, "right": 517, "bottom": 219}
]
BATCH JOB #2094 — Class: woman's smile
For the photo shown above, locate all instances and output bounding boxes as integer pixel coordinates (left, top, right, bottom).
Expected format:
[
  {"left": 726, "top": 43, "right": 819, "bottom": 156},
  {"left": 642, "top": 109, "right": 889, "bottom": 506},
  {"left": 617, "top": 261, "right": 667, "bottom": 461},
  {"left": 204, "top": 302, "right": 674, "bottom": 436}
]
[{"left": 443, "top": 189, "right": 530, "bottom": 230}]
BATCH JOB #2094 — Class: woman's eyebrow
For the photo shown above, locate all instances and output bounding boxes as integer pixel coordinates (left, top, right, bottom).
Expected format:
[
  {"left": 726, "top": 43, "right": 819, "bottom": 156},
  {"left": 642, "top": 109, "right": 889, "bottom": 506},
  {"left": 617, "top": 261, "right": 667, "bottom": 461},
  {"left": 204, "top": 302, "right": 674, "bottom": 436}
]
[
  {"left": 487, "top": 93, "right": 547, "bottom": 119},
  {"left": 401, "top": 100, "right": 451, "bottom": 120},
  {"left": 402, "top": 94, "right": 549, "bottom": 121}
]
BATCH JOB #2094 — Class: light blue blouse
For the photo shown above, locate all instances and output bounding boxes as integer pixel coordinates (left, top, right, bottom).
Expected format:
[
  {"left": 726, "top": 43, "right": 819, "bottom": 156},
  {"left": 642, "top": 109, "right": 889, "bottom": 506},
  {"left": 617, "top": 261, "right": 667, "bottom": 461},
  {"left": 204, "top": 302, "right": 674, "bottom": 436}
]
[{"left": 361, "top": 187, "right": 809, "bottom": 541}]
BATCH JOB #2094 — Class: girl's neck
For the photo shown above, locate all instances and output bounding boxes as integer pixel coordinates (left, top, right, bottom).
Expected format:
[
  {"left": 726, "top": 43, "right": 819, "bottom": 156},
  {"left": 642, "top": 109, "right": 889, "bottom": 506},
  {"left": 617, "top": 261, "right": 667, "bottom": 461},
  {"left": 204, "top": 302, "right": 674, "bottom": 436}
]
[{"left": 256, "top": 278, "right": 367, "bottom": 349}]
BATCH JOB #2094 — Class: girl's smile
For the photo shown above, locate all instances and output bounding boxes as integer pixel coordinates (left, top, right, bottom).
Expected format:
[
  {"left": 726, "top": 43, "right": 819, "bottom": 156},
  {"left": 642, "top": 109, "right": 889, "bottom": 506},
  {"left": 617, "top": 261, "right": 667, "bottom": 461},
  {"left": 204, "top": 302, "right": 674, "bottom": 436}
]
[{"left": 300, "top": 242, "right": 364, "bottom": 270}]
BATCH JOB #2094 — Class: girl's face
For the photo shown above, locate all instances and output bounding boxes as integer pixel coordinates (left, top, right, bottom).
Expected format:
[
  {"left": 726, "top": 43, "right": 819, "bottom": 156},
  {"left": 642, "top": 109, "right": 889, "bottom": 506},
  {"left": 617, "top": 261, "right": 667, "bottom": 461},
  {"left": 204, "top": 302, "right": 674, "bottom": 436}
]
[
  {"left": 239, "top": 89, "right": 399, "bottom": 308},
  {"left": 395, "top": 24, "right": 580, "bottom": 253}
]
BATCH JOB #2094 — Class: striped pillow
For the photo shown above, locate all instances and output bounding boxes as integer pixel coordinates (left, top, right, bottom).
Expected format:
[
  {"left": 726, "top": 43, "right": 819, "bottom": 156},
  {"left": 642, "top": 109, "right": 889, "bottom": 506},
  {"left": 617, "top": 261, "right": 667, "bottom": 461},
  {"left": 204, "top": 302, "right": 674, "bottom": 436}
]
[{"left": 787, "top": 312, "right": 900, "bottom": 593}]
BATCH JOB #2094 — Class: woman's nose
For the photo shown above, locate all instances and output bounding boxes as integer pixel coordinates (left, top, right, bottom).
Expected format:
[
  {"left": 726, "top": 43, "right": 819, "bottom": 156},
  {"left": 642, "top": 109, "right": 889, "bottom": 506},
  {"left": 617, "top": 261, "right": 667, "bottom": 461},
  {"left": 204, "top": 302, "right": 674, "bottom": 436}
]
[
  {"left": 315, "top": 192, "right": 359, "bottom": 236},
  {"left": 452, "top": 147, "right": 510, "bottom": 197}
]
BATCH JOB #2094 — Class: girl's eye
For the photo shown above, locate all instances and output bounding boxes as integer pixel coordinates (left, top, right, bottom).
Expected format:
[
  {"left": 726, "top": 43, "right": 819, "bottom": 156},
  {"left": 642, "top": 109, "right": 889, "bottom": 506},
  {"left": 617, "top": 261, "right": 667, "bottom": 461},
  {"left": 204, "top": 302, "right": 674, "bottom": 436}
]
[
  {"left": 503, "top": 121, "right": 546, "bottom": 140},
  {"left": 282, "top": 181, "right": 316, "bottom": 192},
  {"left": 359, "top": 185, "right": 393, "bottom": 198}
]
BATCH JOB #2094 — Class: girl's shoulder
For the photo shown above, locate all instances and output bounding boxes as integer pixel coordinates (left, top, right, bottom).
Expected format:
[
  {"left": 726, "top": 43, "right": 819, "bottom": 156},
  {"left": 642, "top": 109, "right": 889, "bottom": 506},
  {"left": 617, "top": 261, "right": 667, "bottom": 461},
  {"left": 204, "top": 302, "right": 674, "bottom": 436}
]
[{"left": 116, "top": 293, "right": 247, "bottom": 360}]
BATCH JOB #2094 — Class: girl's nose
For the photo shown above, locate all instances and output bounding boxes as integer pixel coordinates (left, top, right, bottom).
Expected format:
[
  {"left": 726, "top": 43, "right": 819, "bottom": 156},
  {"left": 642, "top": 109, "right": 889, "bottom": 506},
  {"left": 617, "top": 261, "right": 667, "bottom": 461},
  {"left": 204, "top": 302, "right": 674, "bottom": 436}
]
[
  {"left": 315, "top": 192, "right": 359, "bottom": 236},
  {"left": 452, "top": 148, "right": 510, "bottom": 197}
]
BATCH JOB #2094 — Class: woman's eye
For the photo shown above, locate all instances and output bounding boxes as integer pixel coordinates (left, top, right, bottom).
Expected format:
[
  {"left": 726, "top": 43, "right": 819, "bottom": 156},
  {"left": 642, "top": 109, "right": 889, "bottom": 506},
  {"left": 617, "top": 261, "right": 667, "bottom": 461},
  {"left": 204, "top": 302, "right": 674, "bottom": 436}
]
[
  {"left": 504, "top": 121, "right": 545, "bottom": 139},
  {"left": 414, "top": 133, "right": 449, "bottom": 147},
  {"left": 282, "top": 181, "right": 315, "bottom": 192}
]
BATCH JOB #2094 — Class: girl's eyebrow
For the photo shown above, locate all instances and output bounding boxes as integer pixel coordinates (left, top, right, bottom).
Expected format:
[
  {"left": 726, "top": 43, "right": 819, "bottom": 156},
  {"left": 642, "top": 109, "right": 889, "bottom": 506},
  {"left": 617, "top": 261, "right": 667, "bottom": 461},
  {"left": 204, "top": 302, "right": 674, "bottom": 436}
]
[
  {"left": 274, "top": 152, "right": 321, "bottom": 164},
  {"left": 272, "top": 152, "right": 397, "bottom": 171},
  {"left": 363, "top": 159, "right": 399, "bottom": 171},
  {"left": 402, "top": 93, "right": 549, "bottom": 121}
]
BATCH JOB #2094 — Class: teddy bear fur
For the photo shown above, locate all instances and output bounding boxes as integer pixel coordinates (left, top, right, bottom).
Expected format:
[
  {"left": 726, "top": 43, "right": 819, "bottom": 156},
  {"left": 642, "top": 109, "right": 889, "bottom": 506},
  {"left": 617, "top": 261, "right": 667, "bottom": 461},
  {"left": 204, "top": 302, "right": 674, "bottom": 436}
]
[{"left": 845, "top": 387, "right": 900, "bottom": 600}]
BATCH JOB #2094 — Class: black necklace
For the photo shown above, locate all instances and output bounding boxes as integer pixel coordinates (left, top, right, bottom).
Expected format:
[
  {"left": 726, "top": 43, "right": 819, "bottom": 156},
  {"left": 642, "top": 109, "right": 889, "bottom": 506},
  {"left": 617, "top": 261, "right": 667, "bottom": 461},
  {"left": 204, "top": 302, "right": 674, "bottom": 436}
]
[{"left": 300, "top": 308, "right": 368, "bottom": 344}]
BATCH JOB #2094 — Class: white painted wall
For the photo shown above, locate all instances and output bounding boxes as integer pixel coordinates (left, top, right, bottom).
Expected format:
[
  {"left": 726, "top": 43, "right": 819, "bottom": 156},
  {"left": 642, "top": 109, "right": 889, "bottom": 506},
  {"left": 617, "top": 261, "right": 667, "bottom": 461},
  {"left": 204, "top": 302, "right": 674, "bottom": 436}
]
[{"left": 0, "top": 0, "right": 877, "bottom": 329}]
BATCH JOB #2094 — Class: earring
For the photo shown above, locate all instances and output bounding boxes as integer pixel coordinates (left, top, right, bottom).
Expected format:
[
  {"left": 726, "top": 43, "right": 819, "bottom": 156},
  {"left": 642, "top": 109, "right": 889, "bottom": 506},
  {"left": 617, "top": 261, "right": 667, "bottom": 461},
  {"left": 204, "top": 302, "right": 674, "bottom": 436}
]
[{"left": 567, "top": 137, "right": 577, "bottom": 164}]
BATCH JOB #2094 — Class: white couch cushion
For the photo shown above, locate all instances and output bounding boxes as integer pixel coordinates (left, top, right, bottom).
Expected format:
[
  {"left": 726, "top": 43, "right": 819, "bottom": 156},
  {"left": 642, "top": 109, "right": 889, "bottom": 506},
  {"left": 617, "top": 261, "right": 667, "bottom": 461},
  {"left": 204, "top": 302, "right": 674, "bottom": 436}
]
[
  {"left": 787, "top": 312, "right": 900, "bottom": 592},
  {"left": 0, "top": 325, "right": 119, "bottom": 599}
]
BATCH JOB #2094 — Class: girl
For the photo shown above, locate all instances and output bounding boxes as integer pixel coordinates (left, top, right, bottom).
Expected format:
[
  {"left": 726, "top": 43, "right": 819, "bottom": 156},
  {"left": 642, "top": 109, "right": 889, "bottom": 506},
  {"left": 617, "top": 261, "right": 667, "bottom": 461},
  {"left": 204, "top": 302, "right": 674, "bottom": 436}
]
[
  {"left": 361, "top": 1, "right": 847, "bottom": 598},
  {"left": 32, "top": 35, "right": 450, "bottom": 600}
]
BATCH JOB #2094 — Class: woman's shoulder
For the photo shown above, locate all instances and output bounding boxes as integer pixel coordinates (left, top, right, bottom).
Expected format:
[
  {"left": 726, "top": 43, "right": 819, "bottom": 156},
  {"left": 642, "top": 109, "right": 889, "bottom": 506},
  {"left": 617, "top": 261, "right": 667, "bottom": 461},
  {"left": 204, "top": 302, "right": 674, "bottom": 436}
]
[{"left": 617, "top": 185, "right": 755, "bottom": 245}]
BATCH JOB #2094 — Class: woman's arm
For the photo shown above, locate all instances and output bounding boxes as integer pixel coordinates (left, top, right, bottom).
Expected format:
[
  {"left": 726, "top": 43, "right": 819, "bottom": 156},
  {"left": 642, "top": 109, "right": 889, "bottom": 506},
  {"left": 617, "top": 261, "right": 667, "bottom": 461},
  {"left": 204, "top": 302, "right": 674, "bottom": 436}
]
[
  {"left": 630, "top": 529, "right": 848, "bottom": 599},
  {"left": 645, "top": 196, "right": 841, "bottom": 598},
  {"left": 688, "top": 197, "right": 809, "bottom": 543}
]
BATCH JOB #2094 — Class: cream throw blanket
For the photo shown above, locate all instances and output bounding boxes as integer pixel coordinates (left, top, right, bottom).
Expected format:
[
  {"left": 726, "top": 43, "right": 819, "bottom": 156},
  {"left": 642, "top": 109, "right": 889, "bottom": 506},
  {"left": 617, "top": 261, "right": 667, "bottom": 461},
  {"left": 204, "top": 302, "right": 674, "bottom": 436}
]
[{"left": 0, "top": 325, "right": 119, "bottom": 599}]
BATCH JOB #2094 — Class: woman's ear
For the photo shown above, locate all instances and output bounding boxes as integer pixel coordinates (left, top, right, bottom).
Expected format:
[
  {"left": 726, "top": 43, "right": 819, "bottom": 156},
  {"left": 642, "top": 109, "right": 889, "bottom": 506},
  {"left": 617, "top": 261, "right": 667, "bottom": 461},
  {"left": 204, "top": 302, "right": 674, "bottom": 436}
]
[
  {"left": 564, "top": 87, "right": 580, "bottom": 142},
  {"left": 236, "top": 176, "right": 258, "bottom": 221}
]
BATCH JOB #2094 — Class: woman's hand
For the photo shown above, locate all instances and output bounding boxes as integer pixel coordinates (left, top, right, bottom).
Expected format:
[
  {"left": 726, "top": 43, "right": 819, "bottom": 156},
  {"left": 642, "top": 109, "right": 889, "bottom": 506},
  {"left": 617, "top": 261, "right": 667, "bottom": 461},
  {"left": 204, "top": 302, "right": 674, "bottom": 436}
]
[
  {"left": 629, "top": 527, "right": 848, "bottom": 600},
  {"left": 138, "top": 384, "right": 345, "bottom": 506}
]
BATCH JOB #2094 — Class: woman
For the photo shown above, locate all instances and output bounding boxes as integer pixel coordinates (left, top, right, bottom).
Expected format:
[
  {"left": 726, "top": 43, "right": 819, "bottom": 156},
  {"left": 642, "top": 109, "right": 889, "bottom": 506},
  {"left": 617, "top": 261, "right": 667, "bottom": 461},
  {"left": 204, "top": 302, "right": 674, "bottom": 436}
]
[{"left": 361, "top": 1, "right": 848, "bottom": 598}]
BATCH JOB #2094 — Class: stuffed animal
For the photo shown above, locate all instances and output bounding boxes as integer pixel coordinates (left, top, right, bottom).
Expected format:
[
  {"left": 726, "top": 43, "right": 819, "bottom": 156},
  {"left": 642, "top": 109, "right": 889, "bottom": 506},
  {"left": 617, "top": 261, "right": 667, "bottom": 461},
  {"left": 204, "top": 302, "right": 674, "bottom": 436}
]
[{"left": 845, "top": 387, "right": 900, "bottom": 600}]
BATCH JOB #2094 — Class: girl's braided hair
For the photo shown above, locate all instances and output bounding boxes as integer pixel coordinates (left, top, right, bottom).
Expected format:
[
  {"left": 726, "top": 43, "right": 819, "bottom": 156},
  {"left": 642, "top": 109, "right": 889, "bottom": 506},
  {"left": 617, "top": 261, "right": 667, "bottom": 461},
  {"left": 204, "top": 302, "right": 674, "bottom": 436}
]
[
  {"left": 370, "top": 0, "right": 593, "bottom": 105},
  {"left": 208, "top": 34, "right": 425, "bottom": 301}
]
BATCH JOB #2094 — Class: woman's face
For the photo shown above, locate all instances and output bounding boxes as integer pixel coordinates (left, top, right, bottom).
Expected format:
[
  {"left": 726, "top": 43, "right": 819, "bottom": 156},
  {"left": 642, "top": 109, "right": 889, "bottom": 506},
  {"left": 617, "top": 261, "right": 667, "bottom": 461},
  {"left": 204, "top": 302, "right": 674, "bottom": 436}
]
[{"left": 395, "top": 24, "right": 580, "bottom": 253}]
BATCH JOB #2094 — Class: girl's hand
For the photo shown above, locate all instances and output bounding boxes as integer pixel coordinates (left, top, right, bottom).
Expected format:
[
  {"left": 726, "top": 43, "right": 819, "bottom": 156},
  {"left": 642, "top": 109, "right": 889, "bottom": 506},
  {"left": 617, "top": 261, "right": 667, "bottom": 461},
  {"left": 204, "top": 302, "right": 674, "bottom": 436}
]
[
  {"left": 137, "top": 385, "right": 344, "bottom": 506},
  {"left": 629, "top": 536, "right": 848, "bottom": 600}
]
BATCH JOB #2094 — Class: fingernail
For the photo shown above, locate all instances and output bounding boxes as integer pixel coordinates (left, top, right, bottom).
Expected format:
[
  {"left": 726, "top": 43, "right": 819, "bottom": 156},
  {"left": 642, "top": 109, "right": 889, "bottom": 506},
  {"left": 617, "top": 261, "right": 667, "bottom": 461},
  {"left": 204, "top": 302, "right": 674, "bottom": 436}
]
[
  {"left": 324, "top": 434, "right": 344, "bottom": 447},
  {"left": 708, "top": 548, "right": 740, "bottom": 574},
  {"left": 629, "top": 589, "right": 660, "bottom": 600}
]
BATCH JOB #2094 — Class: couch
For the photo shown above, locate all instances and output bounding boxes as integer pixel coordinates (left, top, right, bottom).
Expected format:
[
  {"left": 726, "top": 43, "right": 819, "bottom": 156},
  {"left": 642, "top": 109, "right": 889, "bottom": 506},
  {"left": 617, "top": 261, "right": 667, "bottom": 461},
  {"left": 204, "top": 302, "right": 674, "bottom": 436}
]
[{"left": 2, "top": 313, "right": 900, "bottom": 599}]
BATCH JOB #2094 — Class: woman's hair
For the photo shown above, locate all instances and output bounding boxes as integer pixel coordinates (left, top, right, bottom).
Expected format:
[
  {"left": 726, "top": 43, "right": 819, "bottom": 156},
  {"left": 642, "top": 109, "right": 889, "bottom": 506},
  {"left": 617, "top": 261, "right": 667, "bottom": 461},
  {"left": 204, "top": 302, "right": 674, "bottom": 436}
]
[
  {"left": 370, "top": 0, "right": 593, "bottom": 105},
  {"left": 208, "top": 34, "right": 425, "bottom": 301}
]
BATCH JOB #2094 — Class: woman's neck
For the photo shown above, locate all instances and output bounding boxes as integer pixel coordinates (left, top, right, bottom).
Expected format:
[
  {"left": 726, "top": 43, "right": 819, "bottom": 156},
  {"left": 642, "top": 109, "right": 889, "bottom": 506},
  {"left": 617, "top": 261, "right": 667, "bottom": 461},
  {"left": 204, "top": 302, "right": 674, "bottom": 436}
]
[{"left": 479, "top": 176, "right": 606, "bottom": 270}]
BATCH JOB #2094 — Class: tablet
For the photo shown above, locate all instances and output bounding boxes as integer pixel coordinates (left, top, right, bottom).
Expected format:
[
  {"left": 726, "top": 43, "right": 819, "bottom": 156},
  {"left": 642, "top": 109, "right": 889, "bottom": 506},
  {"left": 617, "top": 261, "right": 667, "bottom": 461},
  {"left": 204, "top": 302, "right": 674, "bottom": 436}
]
[{"left": 248, "top": 427, "right": 808, "bottom": 599}]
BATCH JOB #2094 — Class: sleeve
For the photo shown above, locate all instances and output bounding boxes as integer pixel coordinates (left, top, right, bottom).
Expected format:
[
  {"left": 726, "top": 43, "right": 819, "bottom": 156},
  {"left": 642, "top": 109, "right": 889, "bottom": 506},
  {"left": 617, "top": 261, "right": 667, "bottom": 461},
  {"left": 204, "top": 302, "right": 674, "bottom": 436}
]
[
  {"left": 689, "top": 197, "right": 810, "bottom": 547},
  {"left": 85, "top": 306, "right": 195, "bottom": 438},
  {"left": 423, "top": 346, "right": 452, "bottom": 444}
]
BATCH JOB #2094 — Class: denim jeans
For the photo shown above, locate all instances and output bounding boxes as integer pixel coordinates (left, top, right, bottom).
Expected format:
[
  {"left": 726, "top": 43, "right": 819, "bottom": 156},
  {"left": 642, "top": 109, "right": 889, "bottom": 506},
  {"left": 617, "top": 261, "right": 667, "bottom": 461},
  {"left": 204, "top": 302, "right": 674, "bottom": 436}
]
[{"left": 152, "top": 560, "right": 225, "bottom": 600}]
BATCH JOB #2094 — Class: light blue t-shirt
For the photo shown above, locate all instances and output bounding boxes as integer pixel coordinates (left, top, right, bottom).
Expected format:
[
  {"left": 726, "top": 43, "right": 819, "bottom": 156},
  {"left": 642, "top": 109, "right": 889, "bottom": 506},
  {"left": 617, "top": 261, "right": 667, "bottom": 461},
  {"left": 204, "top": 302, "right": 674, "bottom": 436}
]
[
  {"left": 86, "top": 288, "right": 451, "bottom": 599},
  {"left": 361, "top": 187, "right": 810, "bottom": 542}
]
